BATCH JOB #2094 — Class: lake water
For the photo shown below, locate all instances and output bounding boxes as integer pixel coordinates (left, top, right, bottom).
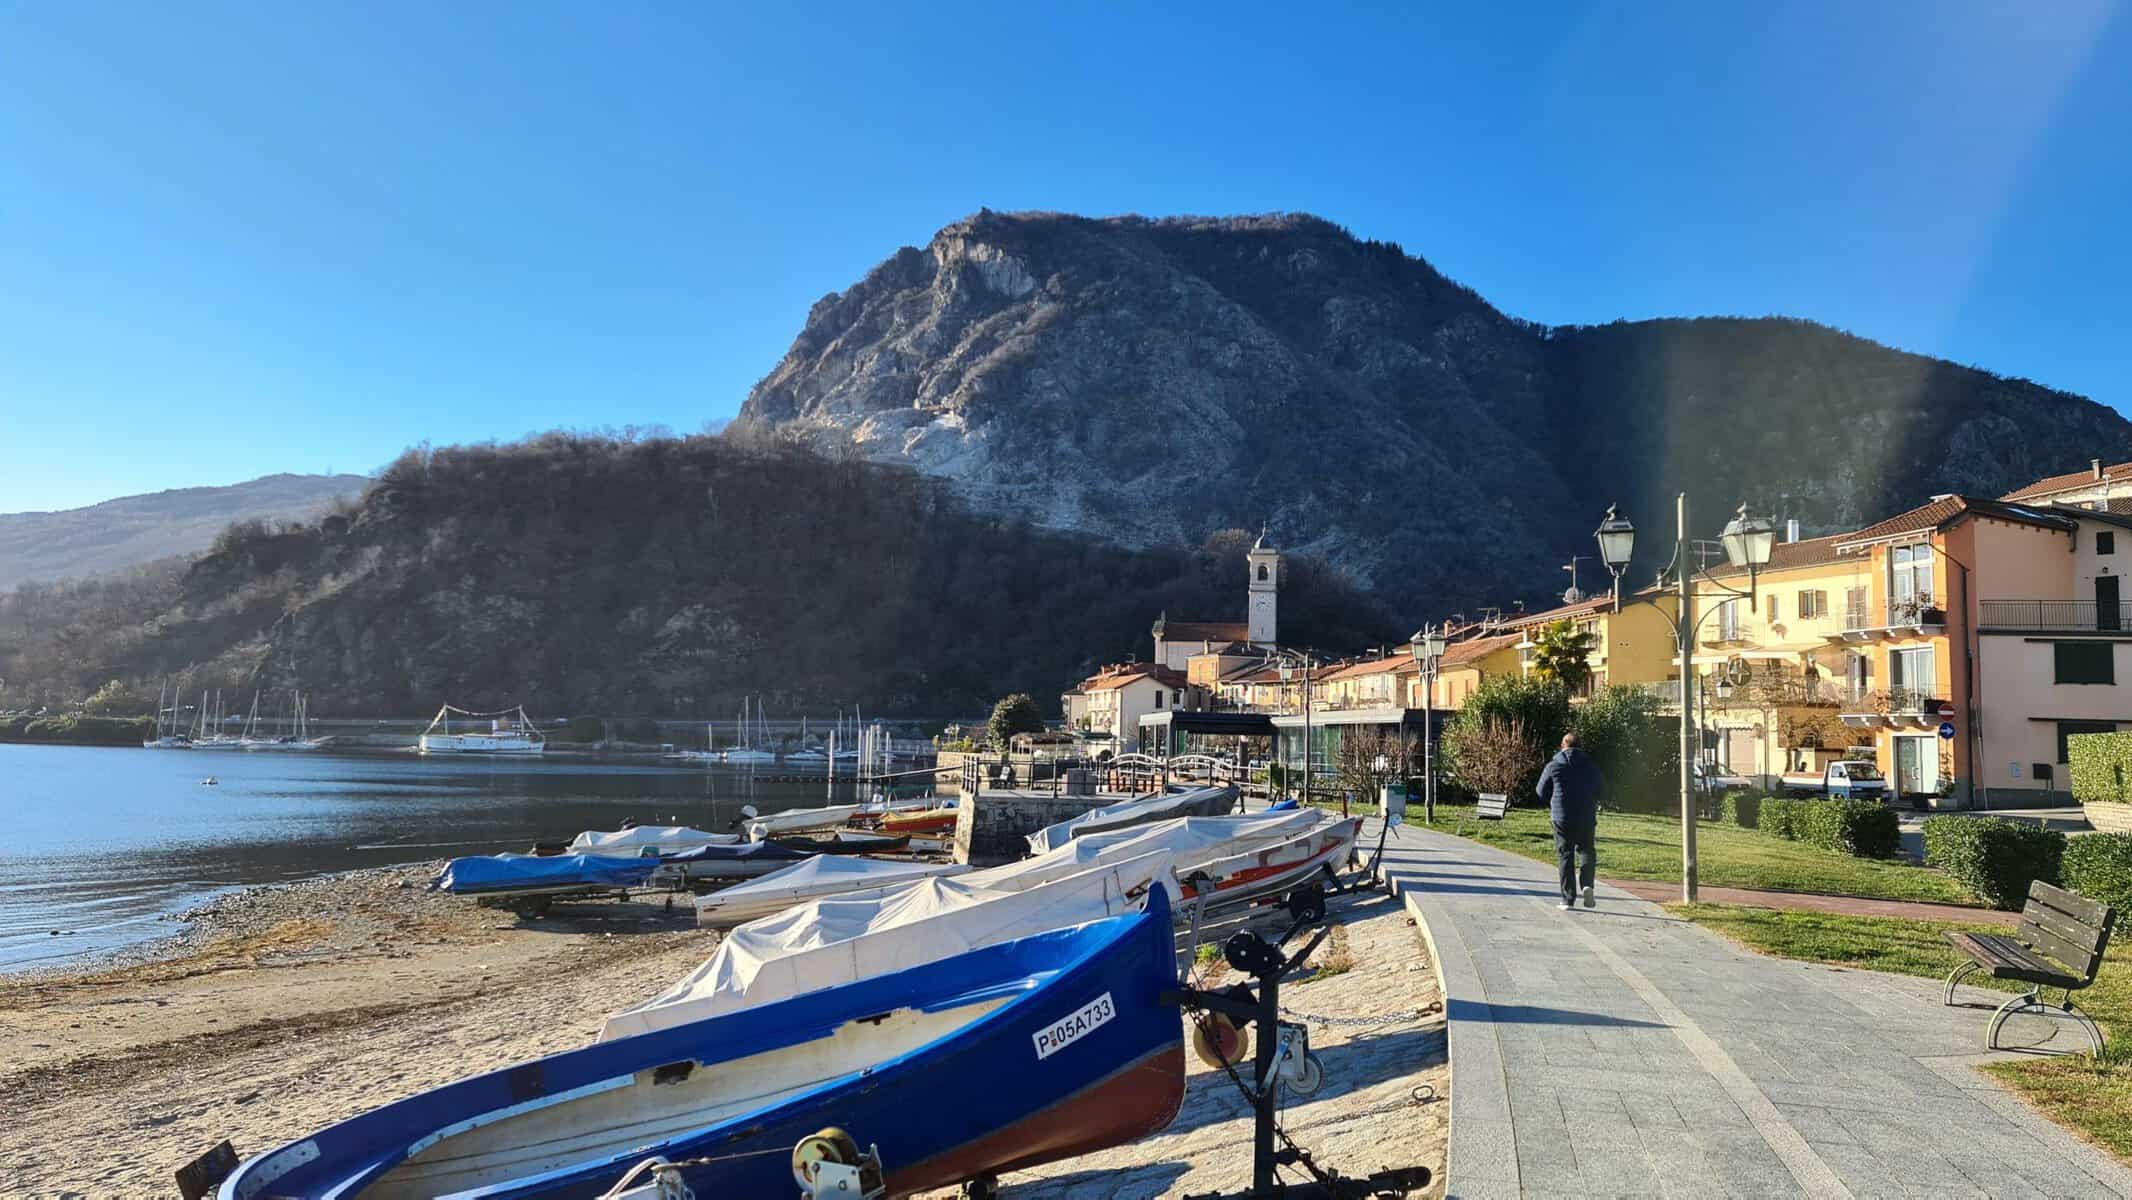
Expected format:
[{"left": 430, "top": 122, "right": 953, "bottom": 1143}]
[{"left": 0, "top": 743, "right": 885, "bottom": 972}]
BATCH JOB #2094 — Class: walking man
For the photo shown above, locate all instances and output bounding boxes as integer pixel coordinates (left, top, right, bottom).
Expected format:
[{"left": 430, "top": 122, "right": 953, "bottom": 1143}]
[{"left": 1535, "top": 732, "right": 1603, "bottom": 911}]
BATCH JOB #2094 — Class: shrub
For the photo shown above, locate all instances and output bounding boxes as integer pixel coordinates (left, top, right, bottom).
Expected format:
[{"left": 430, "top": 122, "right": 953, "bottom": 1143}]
[
  {"left": 1920, "top": 815, "right": 1965, "bottom": 869},
  {"left": 1571, "top": 685, "right": 1678, "bottom": 814},
  {"left": 1927, "top": 817, "right": 2067, "bottom": 910},
  {"left": 1722, "top": 791, "right": 1765, "bottom": 829},
  {"left": 986, "top": 693, "right": 1045, "bottom": 749},
  {"left": 1793, "top": 799, "right": 1901, "bottom": 859},
  {"left": 1761, "top": 796, "right": 1805, "bottom": 840},
  {"left": 2068, "top": 732, "right": 2132, "bottom": 806},
  {"left": 1443, "top": 676, "right": 1570, "bottom": 799},
  {"left": 2062, "top": 833, "right": 2132, "bottom": 912}
]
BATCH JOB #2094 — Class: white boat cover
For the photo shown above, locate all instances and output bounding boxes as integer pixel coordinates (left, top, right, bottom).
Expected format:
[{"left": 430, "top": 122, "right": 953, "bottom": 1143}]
[
  {"left": 982, "top": 809, "right": 1323, "bottom": 891},
  {"left": 568, "top": 826, "right": 737, "bottom": 856},
  {"left": 694, "top": 855, "right": 971, "bottom": 928},
  {"left": 1025, "top": 785, "right": 1238, "bottom": 854},
  {"left": 599, "top": 850, "right": 1175, "bottom": 1041},
  {"left": 743, "top": 804, "right": 860, "bottom": 841}
]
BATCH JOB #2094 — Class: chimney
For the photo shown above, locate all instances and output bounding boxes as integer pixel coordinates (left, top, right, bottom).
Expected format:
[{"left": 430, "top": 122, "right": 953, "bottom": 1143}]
[
  {"left": 2094, "top": 458, "right": 2105, "bottom": 480},
  {"left": 1785, "top": 519, "right": 1801, "bottom": 544}
]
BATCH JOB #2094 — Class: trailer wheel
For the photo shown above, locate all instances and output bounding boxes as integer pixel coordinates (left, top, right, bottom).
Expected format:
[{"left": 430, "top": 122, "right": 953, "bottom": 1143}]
[{"left": 1286, "top": 884, "right": 1326, "bottom": 923}]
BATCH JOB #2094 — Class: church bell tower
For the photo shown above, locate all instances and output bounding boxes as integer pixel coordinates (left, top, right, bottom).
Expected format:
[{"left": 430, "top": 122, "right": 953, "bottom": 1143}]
[{"left": 1247, "top": 527, "right": 1279, "bottom": 645}]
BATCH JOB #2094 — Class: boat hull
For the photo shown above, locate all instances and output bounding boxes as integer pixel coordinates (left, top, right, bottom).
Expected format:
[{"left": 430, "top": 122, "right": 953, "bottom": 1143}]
[
  {"left": 418, "top": 734, "right": 545, "bottom": 755},
  {"left": 219, "top": 892, "right": 1183, "bottom": 1200}
]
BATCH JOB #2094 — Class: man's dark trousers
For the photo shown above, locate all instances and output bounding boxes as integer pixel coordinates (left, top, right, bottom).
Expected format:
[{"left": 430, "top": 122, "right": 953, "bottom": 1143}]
[{"left": 1553, "top": 819, "right": 1596, "bottom": 904}]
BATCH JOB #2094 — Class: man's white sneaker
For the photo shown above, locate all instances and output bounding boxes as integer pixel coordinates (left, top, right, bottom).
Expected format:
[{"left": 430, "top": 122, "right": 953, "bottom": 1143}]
[
  {"left": 1558, "top": 902, "right": 1573, "bottom": 911},
  {"left": 1582, "top": 886, "right": 1596, "bottom": 909}
]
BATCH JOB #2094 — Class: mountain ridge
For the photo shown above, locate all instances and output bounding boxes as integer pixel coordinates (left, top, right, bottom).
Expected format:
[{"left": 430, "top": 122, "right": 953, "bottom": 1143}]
[
  {"left": 0, "top": 473, "right": 370, "bottom": 590},
  {"left": 735, "top": 210, "right": 2128, "bottom": 611}
]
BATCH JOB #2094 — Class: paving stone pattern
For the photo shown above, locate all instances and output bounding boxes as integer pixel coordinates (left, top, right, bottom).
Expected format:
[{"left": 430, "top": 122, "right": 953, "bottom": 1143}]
[{"left": 1383, "top": 824, "right": 2132, "bottom": 1199}]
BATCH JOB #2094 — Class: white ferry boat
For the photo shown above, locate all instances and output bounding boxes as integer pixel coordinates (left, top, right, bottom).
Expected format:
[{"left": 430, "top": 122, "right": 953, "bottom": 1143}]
[{"left": 418, "top": 704, "right": 546, "bottom": 756}]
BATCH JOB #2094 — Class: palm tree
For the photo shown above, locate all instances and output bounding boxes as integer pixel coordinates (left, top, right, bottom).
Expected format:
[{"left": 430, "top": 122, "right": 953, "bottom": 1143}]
[{"left": 1529, "top": 619, "right": 1597, "bottom": 692}]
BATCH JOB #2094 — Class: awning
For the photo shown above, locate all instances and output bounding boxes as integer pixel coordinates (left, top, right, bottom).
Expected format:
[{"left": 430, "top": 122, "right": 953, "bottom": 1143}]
[{"left": 1137, "top": 711, "right": 1277, "bottom": 736}]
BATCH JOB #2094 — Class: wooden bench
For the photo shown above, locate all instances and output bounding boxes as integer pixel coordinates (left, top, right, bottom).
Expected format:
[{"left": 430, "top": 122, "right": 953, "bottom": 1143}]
[{"left": 1943, "top": 880, "right": 2114, "bottom": 1057}]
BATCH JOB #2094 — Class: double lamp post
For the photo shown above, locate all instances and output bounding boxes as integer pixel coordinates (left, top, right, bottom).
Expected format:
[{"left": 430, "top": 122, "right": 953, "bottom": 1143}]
[{"left": 1593, "top": 493, "right": 1775, "bottom": 903}]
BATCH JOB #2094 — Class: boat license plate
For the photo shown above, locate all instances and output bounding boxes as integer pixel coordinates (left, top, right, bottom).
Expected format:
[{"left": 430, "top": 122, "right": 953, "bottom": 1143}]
[{"left": 1033, "top": 992, "right": 1115, "bottom": 1060}]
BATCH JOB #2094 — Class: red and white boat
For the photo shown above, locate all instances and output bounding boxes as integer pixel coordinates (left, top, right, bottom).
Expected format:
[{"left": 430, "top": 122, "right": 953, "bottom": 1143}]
[
  {"left": 1177, "top": 816, "right": 1361, "bottom": 916},
  {"left": 880, "top": 805, "right": 960, "bottom": 836}
]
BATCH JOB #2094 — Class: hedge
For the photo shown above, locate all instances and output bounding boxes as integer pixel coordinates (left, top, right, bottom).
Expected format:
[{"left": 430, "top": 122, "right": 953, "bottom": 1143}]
[
  {"left": 1921, "top": 816, "right": 2067, "bottom": 910},
  {"left": 2063, "top": 833, "right": 2132, "bottom": 912},
  {"left": 1722, "top": 791, "right": 1764, "bottom": 830},
  {"left": 2068, "top": 731, "right": 2132, "bottom": 806},
  {"left": 1761, "top": 796, "right": 1805, "bottom": 840},
  {"left": 1795, "top": 799, "right": 1902, "bottom": 859}
]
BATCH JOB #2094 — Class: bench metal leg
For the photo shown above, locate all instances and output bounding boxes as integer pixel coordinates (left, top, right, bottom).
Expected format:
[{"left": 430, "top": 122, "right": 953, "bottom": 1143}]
[
  {"left": 2060, "top": 996, "right": 2107, "bottom": 1058},
  {"left": 1986, "top": 990, "right": 2042, "bottom": 1050},
  {"left": 1943, "top": 960, "right": 1982, "bottom": 1006}
]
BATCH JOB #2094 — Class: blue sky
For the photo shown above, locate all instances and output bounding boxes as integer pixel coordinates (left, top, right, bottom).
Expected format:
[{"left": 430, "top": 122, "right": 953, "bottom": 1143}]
[{"left": 2, "top": 1, "right": 2126, "bottom": 512}]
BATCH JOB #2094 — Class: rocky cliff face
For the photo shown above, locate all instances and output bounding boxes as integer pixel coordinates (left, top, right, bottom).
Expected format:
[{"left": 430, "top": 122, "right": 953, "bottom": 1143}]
[{"left": 736, "top": 211, "right": 2130, "bottom": 610}]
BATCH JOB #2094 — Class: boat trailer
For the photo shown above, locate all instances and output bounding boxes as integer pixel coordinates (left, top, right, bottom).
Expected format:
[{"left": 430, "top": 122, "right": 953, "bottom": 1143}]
[{"left": 1165, "top": 914, "right": 1431, "bottom": 1199}]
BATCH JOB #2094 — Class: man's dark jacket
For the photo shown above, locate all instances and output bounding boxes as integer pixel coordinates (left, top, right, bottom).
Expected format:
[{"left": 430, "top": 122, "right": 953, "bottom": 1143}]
[{"left": 1535, "top": 746, "right": 1603, "bottom": 827}]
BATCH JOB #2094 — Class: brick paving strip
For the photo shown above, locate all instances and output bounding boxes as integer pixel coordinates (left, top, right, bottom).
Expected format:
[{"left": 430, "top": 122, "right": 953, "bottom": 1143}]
[
  {"left": 1602, "top": 878, "right": 2021, "bottom": 926},
  {"left": 1380, "top": 823, "right": 2132, "bottom": 1199}
]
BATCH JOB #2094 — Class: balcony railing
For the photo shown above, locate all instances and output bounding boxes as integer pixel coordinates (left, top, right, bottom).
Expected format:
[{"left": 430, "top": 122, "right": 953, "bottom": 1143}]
[
  {"left": 1978, "top": 600, "right": 2132, "bottom": 632},
  {"left": 1837, "top": 687, "right": 1948, "bottom": 727},
  {"left": 1835, "top": 597, "right": 1945, "bottom": 641}
]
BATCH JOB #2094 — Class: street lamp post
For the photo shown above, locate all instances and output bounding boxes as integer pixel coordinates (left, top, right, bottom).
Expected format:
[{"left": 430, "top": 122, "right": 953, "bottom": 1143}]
[
  {"left": 1594, "top": 494, "right": 1774, "bottom": 903},
  {"left": 1276, "top": 655, "right": 1316, "bottom": 806},
  {"left": 1409, "top": 626, "right": 1448, "bottom": 823}
]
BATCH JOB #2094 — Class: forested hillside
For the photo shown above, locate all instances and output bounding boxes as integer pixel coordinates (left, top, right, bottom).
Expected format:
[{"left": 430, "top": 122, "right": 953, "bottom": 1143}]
[{"left": 0, "top": 435, "right": 1394, "bottom": 717}]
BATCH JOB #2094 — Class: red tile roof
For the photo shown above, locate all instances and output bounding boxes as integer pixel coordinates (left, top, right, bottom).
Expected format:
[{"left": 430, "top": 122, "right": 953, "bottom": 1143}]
[
  {"left": 1439, "top": 631, "right": 1523, "bottom": 668},
  {"left": 1833, "top": 495, "right": 2074, "bottom": 549},
  {"left": 1154, "top": 619, "right": 1250, "bottom": 644},
  {"left": 2001, "top": 460, "right": 2132, "bottom": 501},
  {"left": 1083, "top": 663, "right": 1189, "bottom": 692},
  {"left": 1705, "top": 532, "right": 1852, "bottom": 578}
]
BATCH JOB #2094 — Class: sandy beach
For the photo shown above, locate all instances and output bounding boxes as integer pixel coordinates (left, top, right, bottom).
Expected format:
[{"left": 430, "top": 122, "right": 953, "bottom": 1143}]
[
  {"left": 0, "top": 863, "right": 708, "bottom": 1197},
  {"left": 2, "top": 866, "right": 1447, "bottom": 1199}
]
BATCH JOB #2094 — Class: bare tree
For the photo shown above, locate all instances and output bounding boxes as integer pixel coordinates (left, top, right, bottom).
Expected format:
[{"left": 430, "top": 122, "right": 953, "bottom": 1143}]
[
  {"left": 1450, "top": 715, "right": 1541, "bottom": 800},
  {"left": 1333, "top": 727, "right": 1420, "bottom": 808}
]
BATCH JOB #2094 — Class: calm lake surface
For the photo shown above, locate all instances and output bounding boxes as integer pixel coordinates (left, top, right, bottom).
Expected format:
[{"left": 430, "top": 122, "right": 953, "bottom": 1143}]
[{"left": 0, "top": 743, "right": 882, "bottom": 972}]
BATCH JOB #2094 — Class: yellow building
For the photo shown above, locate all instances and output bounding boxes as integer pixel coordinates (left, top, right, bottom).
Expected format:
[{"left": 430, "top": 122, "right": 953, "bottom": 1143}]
[{"left": 1498, "top": 592, "right": 1683, "bottom": 696}]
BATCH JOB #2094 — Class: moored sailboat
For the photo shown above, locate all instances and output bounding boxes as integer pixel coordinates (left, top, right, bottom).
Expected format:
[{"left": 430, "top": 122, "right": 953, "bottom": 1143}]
[{"left": 417, "top": 704, "right": 546, "bottom": 755}]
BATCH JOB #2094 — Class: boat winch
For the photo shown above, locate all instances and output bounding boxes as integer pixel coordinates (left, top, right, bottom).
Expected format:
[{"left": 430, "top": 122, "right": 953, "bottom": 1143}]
[
  {"left": 792, "top": 1126, "right": 886, "bottom": 1199},
  {"left": 599, "top": 1156, "right": 697, "bottom": 1200}
]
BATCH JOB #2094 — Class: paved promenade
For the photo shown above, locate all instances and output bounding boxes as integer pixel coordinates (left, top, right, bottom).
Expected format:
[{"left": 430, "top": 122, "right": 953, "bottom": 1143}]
[{"left": 1380, "top": 824, "right": 2132, "bottom": 1199}]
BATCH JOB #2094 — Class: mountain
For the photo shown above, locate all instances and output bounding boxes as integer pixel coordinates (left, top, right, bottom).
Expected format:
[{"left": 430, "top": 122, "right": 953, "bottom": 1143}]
[
  {"left": 0, "top": 473, "right": 369, "bottom": 590},
  {"left": 0, "top": 437, "right": 1393, "bottom": 716},
  {"left": 735, "top": 211, "right": 2130, "bottom": 611}
]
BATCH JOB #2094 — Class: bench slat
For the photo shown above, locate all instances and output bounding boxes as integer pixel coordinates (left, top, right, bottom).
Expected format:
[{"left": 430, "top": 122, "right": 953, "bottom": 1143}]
[
  {"left": 2023, "top": 898, "right": 2107, "bottom": 950},
  {"left": 2018, "top": 919, "right": 2102, "bottom": 979},
  {"left": 2030, "top": 880, "right": 2111, "bottom": 929},
  {"left": 1947, "top": 932, "right": 2082, "bottom": 986}
]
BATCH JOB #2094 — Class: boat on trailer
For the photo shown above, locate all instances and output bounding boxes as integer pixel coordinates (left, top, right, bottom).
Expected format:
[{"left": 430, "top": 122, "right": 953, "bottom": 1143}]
[
  {"left": 695, "top": 852, "right": 969, "bottom": 928},
  {"left": 769, "top": 828, "right": 911, "bottom": 855},
  {"left": 1177, "top": 815, "right": 1361, "bottom": 917},
  {"left": 431, "top": 853, "right": 661, "bottom": 913},
  {"left": 741, "top": 803, "right": 859, "bottom": 841},
  {"left": 1025, "top": 785, "right": 1238, "bottom": 854},
  {"left": 214, "top": 890, "right": 1184, "bottom": 1200},
  {"left": 568, "top": 825, "right": 736, "bottom": 857}
]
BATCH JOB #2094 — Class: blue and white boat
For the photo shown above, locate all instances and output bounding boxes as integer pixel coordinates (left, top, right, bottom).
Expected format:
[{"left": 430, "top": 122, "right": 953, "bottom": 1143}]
[{"left": 217, "top": 889, "right": 1185, "bottom": 1199}]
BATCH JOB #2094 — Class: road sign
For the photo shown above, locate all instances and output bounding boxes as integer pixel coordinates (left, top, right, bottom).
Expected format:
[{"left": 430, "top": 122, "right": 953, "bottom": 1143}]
[
  {"left": 1938, "top": 721, "right": 1956, "bottom": 740},
  {"left": 1937, "top": 703, "right": 1956, "bottom": 718}
]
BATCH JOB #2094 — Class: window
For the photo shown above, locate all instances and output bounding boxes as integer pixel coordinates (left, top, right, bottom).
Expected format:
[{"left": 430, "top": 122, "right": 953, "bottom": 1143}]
[
  {"left": 1891, "top": 543, "right": 1934, "bottom": 610},
  {"left": 2054, "top": 641, "right": 2116, "bottom": 685},
  {"left": 1796, "top": 589, "right": 1827, "bottom": 619},
  {"left": 1717, "top": 599, "right": 1740, "bottom": 641},
  {"left": 2035, "top": 763, "right": 2055, "bottom": 783},
  {"left": 1890, "top": 647, "right": 1935, "bottom": 706},
  {"left": 1257, "top": 563, "right": 1269, "bottom": 581},
  {"left": 2100, "top": 531, "right": 2117, "bottom": 556},
  {"left": 1768, "top": 595, "right": 1781, "bottom": 623},
  {"left": 1153, "top": 689, "right": 1165, "bottom": 709},
  {"left": 2057, "top": 720, "right": 2118, "bottom": 763},
  {"left": 1844, "top": 586, "right": 1868, "bottom": 627}
]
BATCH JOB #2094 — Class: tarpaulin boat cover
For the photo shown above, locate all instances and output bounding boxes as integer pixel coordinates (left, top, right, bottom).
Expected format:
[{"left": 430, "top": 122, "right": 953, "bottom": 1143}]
[
  {"left": 598, "top": 850, "right": 1176, "bottom": 1041},
  {"left": 433, "top": 853, "right": 660, "bottom": 895},
  {"left": 695, "top": 855, "right": 971, "bottom": 925},
  {"left": 742, "top": 804, "right": 861, "bottom": 841},
  {"left": 985, "top": 809, "right": 1322, "bottom": 890},
  {"left": 1025, "top": 785, "right": 1238, "bottom": 854},
  {"left": 661, "top": 841, "right": 811, "bottom": 865},
  {"left": 568, "top": 826, "right": 736, "bottom": 856}
]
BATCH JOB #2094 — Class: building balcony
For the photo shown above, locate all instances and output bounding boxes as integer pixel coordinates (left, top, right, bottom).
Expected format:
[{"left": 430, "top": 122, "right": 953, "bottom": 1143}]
[
  {"left": 1838, "top": 687, "right": 1951, "bottom": 729},
  {"left": 1831, "top": 598, "right": 1947, "bottom": 643},
  {"left": 1977, "top": 599, "right": 2132, "bottom": 633}
]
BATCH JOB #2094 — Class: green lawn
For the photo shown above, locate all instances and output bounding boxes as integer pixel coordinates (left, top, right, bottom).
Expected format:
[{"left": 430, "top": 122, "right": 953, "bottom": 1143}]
[
  {"left": 1425, "top": 802, "right": 1978, "bottom": 905},
  {"left": 1673, "top": 902, "right": 2132, "bottom": 1162}
]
